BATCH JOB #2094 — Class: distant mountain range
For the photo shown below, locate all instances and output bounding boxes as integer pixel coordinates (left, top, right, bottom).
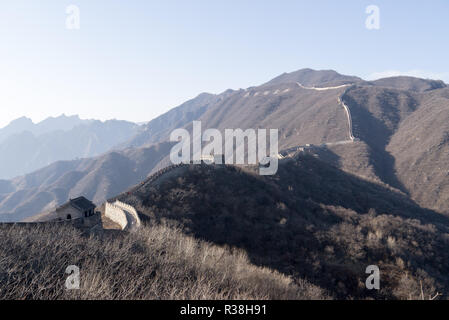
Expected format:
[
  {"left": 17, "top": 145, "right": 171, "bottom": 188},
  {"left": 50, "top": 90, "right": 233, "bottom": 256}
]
[
  {"left": 0, "top": 68, "right": 448, "bottom": 222},
  {"left": 0, "top": 115, "right": 141, "bottom": 179},
  {"left": 0, "top": 114, "right": 87, "bottom": 143}
]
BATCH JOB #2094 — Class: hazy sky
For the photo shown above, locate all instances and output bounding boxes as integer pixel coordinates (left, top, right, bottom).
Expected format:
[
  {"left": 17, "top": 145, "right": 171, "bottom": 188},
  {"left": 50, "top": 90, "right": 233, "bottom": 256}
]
[{"left": 1, "top": 0, "right": 448, "bottom": 128}]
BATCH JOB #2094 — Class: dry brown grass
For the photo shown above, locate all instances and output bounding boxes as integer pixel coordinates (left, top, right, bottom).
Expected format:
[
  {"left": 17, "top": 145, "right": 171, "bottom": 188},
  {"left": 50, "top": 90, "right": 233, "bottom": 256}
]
[
  {"left": 121, "top": 161, "right": 449, "bottom": 299},
  {"left": 0, "top": 222, "right": 328, "bottom": 300}
]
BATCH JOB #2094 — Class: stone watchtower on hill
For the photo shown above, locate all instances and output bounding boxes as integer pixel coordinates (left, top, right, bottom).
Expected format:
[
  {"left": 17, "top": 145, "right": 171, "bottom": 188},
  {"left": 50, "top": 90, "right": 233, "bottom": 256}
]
[{"left": 55, "top": 196, "right": 96, "bottom": 221}]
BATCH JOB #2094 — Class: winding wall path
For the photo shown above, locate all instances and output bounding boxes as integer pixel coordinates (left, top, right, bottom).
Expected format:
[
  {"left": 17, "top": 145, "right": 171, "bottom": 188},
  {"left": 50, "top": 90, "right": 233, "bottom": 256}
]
[
  {"left": 110, "top": 83, "right": 359, "bottom": 203},
  {"left": 296, "top": 82, "right": 356, "bottom": 144},
  {"left": 278, "top": 83, "right": 358, "bottom": 157}
]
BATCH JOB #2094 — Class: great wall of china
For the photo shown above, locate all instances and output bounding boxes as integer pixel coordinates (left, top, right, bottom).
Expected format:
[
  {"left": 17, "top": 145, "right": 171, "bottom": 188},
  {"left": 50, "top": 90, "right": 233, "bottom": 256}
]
[
  {"left": 104, "top": 202, "right": 128, "bottom": 230},
  {"left": 105, "top": 83, "right": 359, "bottom": 229},
  {"left": 12, "top": 81, "right": 358, "bottom": 229},
  {"left": 296, "top": 82, "right": 356, "bottom": 143},
  {"left": 104, "top": 200, "right": 142, "bottom": 231},
  {"left": 278, "top": 83, "right": 358, "bottom": 157},
  {"left": 113, "top": 163, "right": 189, "bottom": 202},
  {"left": 104, "top": 164, "right": 189, "bottom": 230},
  {"left": 119, "top": 83, "right": 358, "bottom": 194}
]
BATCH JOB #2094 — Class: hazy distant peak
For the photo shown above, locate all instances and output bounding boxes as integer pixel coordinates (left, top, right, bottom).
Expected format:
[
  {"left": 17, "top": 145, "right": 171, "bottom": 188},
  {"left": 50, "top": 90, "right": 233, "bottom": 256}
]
[
  {"left": 0, "top": 117, "right": 34, "bottom": 143},
  {"left": 37, "top": 113, "right": 80, "bottom": 122},
  {"left": 9, "top": 116, "right": 33, "bottom": 124},
  {"left": 36, "top": 114, "right": 82, "bottom": 125},
  {"left": 2, "top": 116, "right": 33, "bottom": 129}
]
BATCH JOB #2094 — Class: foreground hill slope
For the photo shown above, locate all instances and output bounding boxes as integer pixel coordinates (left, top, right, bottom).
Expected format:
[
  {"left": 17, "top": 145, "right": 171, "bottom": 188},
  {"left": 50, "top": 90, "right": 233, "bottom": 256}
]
[
  {"left": 0, "top": 222, "right": 326, "bottom": 299},
  {"left": 119, "top": 157, "right": 449, "bottom": 299}
]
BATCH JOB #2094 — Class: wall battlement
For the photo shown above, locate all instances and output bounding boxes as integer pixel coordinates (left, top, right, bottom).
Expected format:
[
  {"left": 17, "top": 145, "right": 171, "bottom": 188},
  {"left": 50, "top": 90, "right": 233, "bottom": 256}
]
[
  {"left": 105, "top": 202, "right": 128, "bottom": 230},
  {"left": 114, "top": 200, "right": 141, "bottom": 228}
]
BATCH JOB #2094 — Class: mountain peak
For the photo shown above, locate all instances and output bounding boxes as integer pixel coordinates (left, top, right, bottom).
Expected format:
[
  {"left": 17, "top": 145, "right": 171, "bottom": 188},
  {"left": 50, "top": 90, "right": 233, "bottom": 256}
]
[
  {"left": 5, "top": 116, "right": 33, "bottom": 128},
  {"left": 370, "top": 76, "right": 447, "bottom": 92},
  {"left": 0, "top": 117, "right": 35, "bottom": 143},
  {"left": 37, "top": 114, "right": 81, "bottom": 124},
  {"left": 264, "top": 68, "right": 362, "bottom": 87}
]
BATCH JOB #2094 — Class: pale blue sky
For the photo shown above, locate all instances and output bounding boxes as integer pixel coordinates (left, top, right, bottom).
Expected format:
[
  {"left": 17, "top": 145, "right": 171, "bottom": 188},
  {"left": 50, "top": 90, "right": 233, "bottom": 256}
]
[{"left": 1, "top": 0, "right": 448, "bottom": 128}]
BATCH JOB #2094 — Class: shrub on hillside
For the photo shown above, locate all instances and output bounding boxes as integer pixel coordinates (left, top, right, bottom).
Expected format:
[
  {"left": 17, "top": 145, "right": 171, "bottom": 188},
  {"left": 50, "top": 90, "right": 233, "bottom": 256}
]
[{"left": 0, "top": 223, "right": 328, "bottom": 300}]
